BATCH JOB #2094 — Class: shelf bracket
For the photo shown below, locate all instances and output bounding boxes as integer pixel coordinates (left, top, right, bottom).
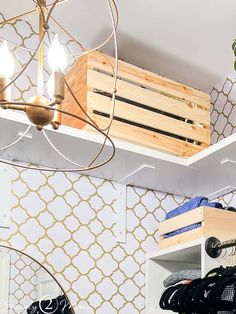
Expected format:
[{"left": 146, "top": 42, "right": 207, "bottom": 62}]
[
  {"left": 114, "top": 183, "right": 127, "bottom": 243},
  {"left": 0, "top": 164, "right": 12, "bottom": 229},
  {"left": 207, "top": 186, "right": 236, "bottom": 201}
]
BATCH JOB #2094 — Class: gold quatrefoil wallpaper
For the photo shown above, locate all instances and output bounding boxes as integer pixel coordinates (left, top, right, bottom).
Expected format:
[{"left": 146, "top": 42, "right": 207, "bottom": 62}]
[
  {"left": 0, "top": 167, "right": 188, "bottom": 313},
  {"left": 211, "top": 73, "right": 236, "bottom": 144},
  {"left": 1, "top": 7, "right": 236, "bottom": 314},
  {"left": 8, "top": 250, "right": 40, "bottom": 314}
]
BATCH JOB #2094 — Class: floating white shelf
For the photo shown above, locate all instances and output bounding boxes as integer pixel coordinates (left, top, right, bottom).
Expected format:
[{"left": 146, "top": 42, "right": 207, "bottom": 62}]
[{"left": 1, "top": 110, "right": 236, "bottom": 197}]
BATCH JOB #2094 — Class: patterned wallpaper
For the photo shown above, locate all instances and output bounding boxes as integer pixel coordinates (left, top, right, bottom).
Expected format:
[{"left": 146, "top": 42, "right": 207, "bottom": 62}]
[
  {"left": 210, "top": 73, "right": 236, "bottom": 223},
  {"left": 8, "top": 250, "right": 40, "bottom": 314},
  {"left": 0, "top": 166, "right": 187, "bottom": 313},
  {"left": 1, "top": 8, "right": 236, "bottom": 314},
  {"left": 211, "top": 72, "right": 236, "bottom": 144}
]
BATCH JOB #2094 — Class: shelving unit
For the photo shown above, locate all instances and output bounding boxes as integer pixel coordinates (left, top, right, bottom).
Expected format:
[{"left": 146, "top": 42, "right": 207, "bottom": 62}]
[
  {"left": 146, "top": 238, "right": 228, "bottom": 314},
  {"left": 1, "top": 109, "right": 236, "bottom": 197}
]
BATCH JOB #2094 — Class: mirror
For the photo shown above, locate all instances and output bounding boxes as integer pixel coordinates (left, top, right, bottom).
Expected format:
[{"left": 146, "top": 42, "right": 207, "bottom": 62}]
[{"left": 0, "top": 245, "right": 74, "bottom": 314}]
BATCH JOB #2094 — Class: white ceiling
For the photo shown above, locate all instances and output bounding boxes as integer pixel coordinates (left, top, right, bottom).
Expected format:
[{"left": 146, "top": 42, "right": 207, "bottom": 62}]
[{"left": 2, "top": 0, "right": 236, "bottom": 92}]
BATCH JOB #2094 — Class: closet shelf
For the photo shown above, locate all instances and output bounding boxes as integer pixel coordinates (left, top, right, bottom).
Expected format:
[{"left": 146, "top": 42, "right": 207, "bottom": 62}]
[
  {"left": 0, "top": 109, "right": 236, "bottom": 197},
  {"left": 147, "top": 239, "right": 202, "bottom": 263},
  {"left": 146, "top": 237, "right": 226, "bottom": 314}
]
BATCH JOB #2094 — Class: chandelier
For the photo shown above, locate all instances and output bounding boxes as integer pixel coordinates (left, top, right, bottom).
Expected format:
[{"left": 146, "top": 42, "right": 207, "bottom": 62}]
[{"left": 0, "top": 0, "right": 118, "bottom": 172}]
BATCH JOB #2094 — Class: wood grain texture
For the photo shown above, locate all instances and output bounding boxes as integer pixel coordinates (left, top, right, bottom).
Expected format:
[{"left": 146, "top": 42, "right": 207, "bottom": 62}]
[
  {"left": 160, "top": 228, "right": 204, "bottom": 249},
  {"left": 63, "top": 51, "right": 210, "bottom": 157},
  {"left": 85, "top": 115, "right": 205, "bottom": 157},
  {"left": 159, "top": 207, "right": 236, "bottom": 249},
  {"left": 88, "top": 51, "right": 210, "bottom": 110},
  {"left": 87, "top": 69, "right": 210, "bottom": 125},
  {"left": 63, "top": 55, "right": 88, "bottom": 128},
  {"left": 87, "top": 92, "right": 210, "bottom": 144},
  {"left": 159, "top": 207, "right": 204, "bottom": 235}
]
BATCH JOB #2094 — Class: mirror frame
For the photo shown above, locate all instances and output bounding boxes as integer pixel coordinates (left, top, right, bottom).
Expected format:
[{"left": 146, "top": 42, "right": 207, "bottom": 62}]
[{"left": 0, "top": 245, "right": 75, "bottom": 314}]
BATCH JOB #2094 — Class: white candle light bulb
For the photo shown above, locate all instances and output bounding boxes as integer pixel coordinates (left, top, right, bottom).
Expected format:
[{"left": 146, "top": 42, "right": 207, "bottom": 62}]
[
  {"left": 0, "top": 41, "right": 14, "bottom": 77},
  {"left": 48, "top": 35, "right": 67, "bottom": 72}
]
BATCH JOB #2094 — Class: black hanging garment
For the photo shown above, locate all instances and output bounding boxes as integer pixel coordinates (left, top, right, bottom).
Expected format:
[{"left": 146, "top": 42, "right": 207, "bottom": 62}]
[
  {"left": 159, "top": 266, "right": 236, "bottom": 313},
  {"left": 27, "top": 295, "right": 72, "bottom": 314}
]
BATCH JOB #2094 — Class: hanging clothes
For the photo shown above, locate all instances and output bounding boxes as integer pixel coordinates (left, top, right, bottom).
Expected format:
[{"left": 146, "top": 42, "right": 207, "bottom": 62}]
[
  {"left": 160, "top": 266, "right": 236, "bottom": 313},
  {"left": 27, "top": 295, "right": 72, "bottom": 314}
]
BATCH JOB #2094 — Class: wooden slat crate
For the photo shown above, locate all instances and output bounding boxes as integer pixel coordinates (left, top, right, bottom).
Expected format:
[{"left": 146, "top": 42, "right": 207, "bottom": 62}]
[
  {"left": 63, "top": 51, "right": 211, "bottom": 157},
  {"left": 159, "top": 206, "right": 236, "bottom": 249}
]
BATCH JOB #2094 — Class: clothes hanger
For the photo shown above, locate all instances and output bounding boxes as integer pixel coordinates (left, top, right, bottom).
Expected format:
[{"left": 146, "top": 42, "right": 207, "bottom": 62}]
[
  {"left": 170, "top": 281, "right": 195, "bottom": 313},
  {"left": 207, "top": 275, "right": 236, "bottom": 312},
  {"left": 188, "top": 267, "right": 227, "bottom": 314},
  {"left": 159, "top": 284, "right": 184, "bottom": 310}
]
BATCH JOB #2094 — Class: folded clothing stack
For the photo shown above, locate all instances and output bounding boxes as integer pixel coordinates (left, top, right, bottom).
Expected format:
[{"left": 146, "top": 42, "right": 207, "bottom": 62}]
[
  {"left": 163, "top": 269, "right": 201, "bottom": 288},
  {"left": 164, "top": 196, "right": 223, "bottom": 238}
]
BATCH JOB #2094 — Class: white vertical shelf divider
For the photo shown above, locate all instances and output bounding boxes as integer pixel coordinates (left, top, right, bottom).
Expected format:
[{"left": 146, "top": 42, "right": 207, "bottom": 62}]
[{"left": 146, "top": 237, "right": 230, "bottom": 314}]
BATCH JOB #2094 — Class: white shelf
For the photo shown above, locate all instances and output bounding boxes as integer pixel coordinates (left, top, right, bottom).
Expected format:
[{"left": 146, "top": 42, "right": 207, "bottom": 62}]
[
  {"left": 145, "top": 237, "right": 227, "bottom": 314},
  {"left": 1, "top": 110, "right": 236, "bottom": 197},
  {"left": 147, "top": 239, "right": 203, "bottom": 263}
]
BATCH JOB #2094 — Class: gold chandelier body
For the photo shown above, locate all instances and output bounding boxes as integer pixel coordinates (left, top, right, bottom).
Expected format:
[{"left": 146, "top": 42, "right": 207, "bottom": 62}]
[{"left": 0, "top": 0, "right": 118, "bottom": 172}]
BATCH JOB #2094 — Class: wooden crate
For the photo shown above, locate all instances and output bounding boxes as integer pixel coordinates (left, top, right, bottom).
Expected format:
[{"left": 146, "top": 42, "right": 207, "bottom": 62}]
[
  {"left": 63, "top": 51, "right": 211, "bottom": 157},
  {"left": 159, "top": 206, "right": 236, "bottom": 249}
]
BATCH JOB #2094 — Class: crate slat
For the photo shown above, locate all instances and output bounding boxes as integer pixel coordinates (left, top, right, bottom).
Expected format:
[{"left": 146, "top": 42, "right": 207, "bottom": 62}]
[
  {"left": 87, "top": 69, "right": 210, "bottom": 126},
  {"left": 85, "top": 115, "right": 204, "bottom": 157},
  {"left": 159, "top": 207, "right": 204, "bottom": 235},
  {"left": 88, "top": 92, "right": 210, "bottom": 144},
  {"left": 88, "top": 51, "right": 210, "bottom": 110},
  {"left": 159, "top": 228, "right": 204, "bottom": 248},
  {"left": 63, "top": 52, "right": 211, "bottom": 157},
  {"left": 159, "top": 207, "right": 236, "bottom": 249}
]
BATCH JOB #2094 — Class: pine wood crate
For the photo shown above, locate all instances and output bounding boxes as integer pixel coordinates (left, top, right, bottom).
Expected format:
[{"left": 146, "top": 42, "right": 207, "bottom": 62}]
[
  {"left": 63, "top": 51, "right": 211, "bottom": 157},
  {"left": 159, "top": 206, "right": 236, "bottom": 249}
]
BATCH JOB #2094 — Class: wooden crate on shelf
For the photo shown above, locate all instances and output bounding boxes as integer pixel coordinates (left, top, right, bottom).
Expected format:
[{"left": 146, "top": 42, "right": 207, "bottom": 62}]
[
  {"left": 159, "top": 206, "right": 236, "bottom": 249},
  {"left": 63, "top": 51, "right": 211, "bottom": 157}
]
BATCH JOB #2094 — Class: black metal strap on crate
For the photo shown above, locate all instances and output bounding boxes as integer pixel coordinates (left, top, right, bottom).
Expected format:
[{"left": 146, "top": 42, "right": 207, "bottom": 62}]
[{"left": 205, "top": 237, "right": 236, "bottom": 258}]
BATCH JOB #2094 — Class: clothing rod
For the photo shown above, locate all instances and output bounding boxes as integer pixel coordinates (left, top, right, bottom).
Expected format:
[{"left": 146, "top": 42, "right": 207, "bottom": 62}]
[
  {"left": 205, "top": 236, "right": 236, "bottom": 258},
  {"left": 214, "top": 238, "right": 236, "bottom": 250}
]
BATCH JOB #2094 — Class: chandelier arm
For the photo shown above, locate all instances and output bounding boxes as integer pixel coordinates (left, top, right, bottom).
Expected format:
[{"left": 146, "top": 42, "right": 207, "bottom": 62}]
[
  {"left": 46, "top": 0, "right": 68, "bottom": 7},
  {"left": 98, "top": 0, "right": 118, "bottom": 132},
  {"left": 0, "top": 0, "right": 59, "bottom": 95},
  {"left": 0, "top": 101, "right": 115, "bottom": 172},
  {"left": 0, "top": 124, "right": 32, "bottom": 152},
  {"left": 0, "top": 35, "right": 38, "bottom": 53},
  {"left": 46, "top": 0, "right": 60, "bottom": 23},
  {"left": 0, "top": 8, "right": 37, "bottom": 27},
  {"left": 0, "top": 0, "right": 118, "bottom": 173},
  {"left": 63, "top": 0, "right": 118, "bottom": 169},
  {"left": 56, "top": 82, "right": 112, "bottom": 169},
  {"left": 64, "top": 1, "right": 118, "bottom": 133},
  {"left": 42, "top": 129, "right": 85, "bottom": 168},
  {"left": 0, "top": 0, "right": 117, "bottom": 57},
  {"left": 64, "top": 78, "right": 99, "bottom": 128},
  {"left": 49, "top": 15, "right": 86, "bottom": 52},
  {"left": 0, "top": 147, "right": 114, "bottom": 172},
  {"left": 64, "top": 51, "right": 115, "bottom": 127},
  {"left": 0, "top": 33, "right": 46, "bottom": 95},
  {"left": 87, "top": 0, "right": 118, "bottom": 167},
  {"left": 71, "top": 0, "right": 118, "bottom": 59},
  {"left": 34, "top": 0, "right": 46, "bottom": 25}
]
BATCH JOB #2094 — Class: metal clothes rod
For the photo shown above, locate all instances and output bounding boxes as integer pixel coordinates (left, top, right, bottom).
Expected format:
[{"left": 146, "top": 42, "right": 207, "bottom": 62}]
[{"left": 205, "top": 237, "right": 236, "bottom": 258}]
